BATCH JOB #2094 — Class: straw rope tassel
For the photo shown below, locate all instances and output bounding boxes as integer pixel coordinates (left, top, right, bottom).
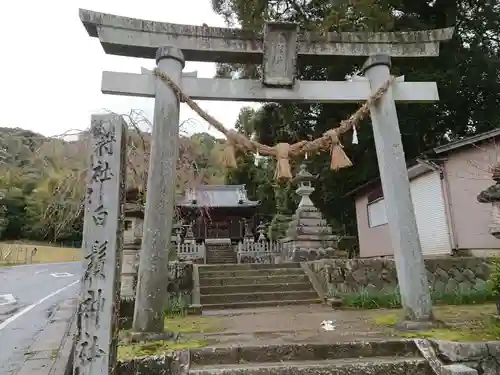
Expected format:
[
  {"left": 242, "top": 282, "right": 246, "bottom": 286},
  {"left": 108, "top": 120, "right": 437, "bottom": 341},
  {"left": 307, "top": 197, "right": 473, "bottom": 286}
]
[
  {"left": 325, "top": 129, "right": 352, "bottom": 171},
  {"left": 221, "top": 130, "right": 239, "bottom": 168},
  {"left": 274, "top": 143, "right": 293, "bottom": 180}
]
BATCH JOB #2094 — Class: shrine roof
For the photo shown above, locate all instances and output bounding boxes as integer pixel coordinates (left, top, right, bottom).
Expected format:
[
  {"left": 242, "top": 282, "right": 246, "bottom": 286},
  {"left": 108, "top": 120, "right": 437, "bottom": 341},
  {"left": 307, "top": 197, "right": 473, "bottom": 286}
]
[{"left": 177, "top": 185, "right": 259, "bottom": 208}]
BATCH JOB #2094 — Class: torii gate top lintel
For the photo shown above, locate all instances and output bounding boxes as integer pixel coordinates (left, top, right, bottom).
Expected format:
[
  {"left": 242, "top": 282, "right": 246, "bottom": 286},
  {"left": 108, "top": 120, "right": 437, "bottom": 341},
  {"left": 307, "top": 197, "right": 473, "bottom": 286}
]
[{"left": 79, "top": 8, "right": 454, "bottom": 64}]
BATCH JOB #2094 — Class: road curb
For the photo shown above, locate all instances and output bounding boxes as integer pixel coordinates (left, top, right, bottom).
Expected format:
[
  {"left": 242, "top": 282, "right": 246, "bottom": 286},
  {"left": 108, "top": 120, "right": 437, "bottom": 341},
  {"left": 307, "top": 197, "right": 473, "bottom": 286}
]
[
  {"left": 16, "top": 298, "right": 78, "bottom": 375},
  {"left": 49, "top": 299, "right": 78, "bottom": 375}
]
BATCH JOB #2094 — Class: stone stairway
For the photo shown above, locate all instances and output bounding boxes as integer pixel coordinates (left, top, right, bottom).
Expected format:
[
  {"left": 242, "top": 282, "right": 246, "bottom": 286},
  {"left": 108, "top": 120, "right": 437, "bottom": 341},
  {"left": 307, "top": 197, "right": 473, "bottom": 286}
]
[
  {"left": 188, "top": 340, "right": 433, "bottom": 375},
  {"left": 205, "top": 243, "right": 237, "bottom": 264},
  {"left": 198, "top": 263, "right": 320, "bottom": 309}
]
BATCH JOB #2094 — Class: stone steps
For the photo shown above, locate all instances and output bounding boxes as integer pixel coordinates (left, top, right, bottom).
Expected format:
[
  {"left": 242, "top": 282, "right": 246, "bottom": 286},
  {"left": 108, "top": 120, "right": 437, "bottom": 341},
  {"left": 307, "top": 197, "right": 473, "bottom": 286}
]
[
  {"left": 205, "top": 244, "right": 237, "bottom": 264},
  {"left": 201, "top": 282, "right": 313, "bottom": 295},
  {"left": 199, "top": 263, "right": 301, "bottom": 271},
  {"left": 200, "top": 274, "right": 310, "bottom": 287},
  {"left": 206, "top": 258, "right": 236, "bottom": 264},
  {"left": 191, "top": 340, "right": 421, "bottom": 364},
  {"left": 190, "top": 357, "right": 430, "bottom": 375},
  {"left": 200, "top": 299, "right": 322, "bottom": 310},
  {"left": 189, "top": 341, "right": 432, "bottom": 375},
  {"left": 199, "top": 268, "right": 305, "bottom": 279},
  {"left": 198, "top": 263, "right": 320, "bottom": 309},
  {"left": 201, "top": 290, "right": 318, "bottom": 305}
]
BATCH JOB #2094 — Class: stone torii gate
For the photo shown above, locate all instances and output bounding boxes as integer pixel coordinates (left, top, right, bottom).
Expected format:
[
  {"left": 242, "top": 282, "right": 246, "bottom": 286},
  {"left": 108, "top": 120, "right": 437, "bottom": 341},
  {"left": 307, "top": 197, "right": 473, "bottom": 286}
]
[{"left": 79, "top": 7, "right": 453, "bottom": 364}]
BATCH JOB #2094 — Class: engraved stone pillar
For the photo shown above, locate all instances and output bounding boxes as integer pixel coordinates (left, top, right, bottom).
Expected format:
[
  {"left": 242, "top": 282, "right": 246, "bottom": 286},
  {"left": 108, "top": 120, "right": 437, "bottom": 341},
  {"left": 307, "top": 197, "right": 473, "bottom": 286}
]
[
  {"left": 74, "top": 113, "right": 127, "bottom": 375},
  {"left": 361, "top": 55, "right": 433, "bottom": 325},
  {"left": 133, "top": 46, "right": 184, "bottom": 333}
]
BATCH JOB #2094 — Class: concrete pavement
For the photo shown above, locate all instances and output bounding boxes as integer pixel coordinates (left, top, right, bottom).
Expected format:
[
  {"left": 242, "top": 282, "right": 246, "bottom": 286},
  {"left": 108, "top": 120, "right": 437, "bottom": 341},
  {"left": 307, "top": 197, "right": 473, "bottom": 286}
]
[{"left": 0, "top": 262, "right": 82, "bottom": 375}]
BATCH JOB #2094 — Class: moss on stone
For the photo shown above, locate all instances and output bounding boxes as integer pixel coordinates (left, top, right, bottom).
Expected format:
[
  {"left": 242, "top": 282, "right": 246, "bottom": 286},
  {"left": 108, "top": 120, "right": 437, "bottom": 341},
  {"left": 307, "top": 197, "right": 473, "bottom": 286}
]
[
  {"left": 118, "top": 338, "right": 210, "bottom": 360},
  {"left": 373, "top": 304, "right": 500, "bottom": 342},
  {"left": 163, "top": 315, "right": 221, "bottom": 334}
]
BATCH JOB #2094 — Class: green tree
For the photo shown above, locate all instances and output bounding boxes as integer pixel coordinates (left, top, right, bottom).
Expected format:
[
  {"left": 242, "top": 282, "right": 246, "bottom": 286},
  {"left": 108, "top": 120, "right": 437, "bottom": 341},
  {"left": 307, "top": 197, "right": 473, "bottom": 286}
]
[
  {"left": 213, "top": 0, "right": 500, "bottom": 233},
  {"left": 0, "top": 170, "right": 29, "bottom": 239},
  {"left": 23, "top": 168, "right": 84, "bottom": 243}
]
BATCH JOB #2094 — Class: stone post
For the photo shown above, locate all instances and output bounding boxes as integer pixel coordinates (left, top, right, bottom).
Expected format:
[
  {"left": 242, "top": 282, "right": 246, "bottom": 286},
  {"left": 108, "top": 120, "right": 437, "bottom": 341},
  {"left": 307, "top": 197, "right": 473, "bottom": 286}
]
[
  {"left": 361, "top": 54, "right": 434, "bottom": 325},
  {"left": 133, "top": 46, "right": 184, "bottom": 333},
  {"left": 121, "top": 214, "right": 142, "bottom": 300},
  {"left": 74, "top": 113, "right": 127, "bottom": 375}
]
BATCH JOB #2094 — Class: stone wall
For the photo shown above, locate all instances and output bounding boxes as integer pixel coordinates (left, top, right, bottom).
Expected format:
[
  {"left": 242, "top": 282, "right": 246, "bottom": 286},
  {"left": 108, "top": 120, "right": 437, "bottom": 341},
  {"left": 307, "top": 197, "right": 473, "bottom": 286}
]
[
  {"left": 431, "top": 340, "right": 500, "bottom": 375},
  {"left": 310, "top": 257, "right": 493, "bottom": 296}
]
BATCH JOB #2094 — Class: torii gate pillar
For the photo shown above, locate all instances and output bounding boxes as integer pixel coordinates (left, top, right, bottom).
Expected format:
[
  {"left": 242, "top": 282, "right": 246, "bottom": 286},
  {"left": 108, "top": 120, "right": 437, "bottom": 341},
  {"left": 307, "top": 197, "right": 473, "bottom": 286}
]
[
  {"left": 362, "top": 54, "right": 433, "bottom": 326},
  {"left": 132, "top": 46, "right": 184, "bottom": 332}
]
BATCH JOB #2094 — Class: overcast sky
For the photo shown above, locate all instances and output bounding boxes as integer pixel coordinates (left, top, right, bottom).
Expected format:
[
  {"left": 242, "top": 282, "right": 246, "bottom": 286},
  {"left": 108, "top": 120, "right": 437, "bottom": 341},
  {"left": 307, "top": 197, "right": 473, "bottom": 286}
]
[{"left": 0, "top": 0, "right": 258, "bottom": 138}]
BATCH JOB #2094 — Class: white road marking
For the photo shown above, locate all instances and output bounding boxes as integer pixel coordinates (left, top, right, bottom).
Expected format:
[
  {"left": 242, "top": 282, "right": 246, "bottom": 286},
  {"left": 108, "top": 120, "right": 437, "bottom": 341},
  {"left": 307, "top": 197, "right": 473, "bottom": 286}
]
[
  {"left": 35, "top": 269, "right": 48, "bottom": 275},
  {"left": 50, "top": 272, "right": 74, "bottom": 278},
  {"left": 0, "top": 294, "right": 16, "bottom": 306},
  {"left": 0, "top": 280, "right": 79, "bottom": 330},
  {"left": 8, "top": 261, "right": 82, "bottom": 268}
]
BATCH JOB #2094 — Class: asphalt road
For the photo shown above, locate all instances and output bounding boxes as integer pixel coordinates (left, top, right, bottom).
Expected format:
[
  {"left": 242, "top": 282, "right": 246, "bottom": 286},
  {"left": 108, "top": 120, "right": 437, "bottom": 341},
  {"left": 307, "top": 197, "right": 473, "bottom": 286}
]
[{"left": 0, "top": 262, "right": 82, "bottom": 375}]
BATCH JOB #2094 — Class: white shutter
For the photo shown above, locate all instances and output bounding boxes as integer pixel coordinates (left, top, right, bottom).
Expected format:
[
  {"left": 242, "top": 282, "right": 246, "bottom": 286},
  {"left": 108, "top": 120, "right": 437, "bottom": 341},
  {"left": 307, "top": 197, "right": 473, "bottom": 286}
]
[{"left": 410, "top": 171, "right": 452, "bottom": 256}]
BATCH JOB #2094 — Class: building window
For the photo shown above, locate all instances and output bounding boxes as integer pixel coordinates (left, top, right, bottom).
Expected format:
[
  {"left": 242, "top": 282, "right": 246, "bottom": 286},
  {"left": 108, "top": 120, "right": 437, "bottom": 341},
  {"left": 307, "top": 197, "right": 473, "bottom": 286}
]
[{"left": 367, "top": 198, "right": 388, "bottom": 227}]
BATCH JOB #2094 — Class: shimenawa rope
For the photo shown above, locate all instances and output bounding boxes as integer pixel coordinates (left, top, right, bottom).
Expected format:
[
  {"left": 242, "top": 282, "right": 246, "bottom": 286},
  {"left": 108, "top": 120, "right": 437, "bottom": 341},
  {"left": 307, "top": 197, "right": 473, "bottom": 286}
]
[{"left": 153, "top": 69, "right": 394, "bottom": 180}]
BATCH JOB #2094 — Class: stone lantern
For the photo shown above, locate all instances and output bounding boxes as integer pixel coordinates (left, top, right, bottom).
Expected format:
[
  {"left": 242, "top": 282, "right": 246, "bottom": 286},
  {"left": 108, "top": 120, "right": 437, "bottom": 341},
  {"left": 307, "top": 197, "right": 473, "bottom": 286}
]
[
  {"left": 281, "top": 163, "right": 343, "bottom": 261},
  {"left": 477, "top": 162, "right": 500, "bottom": 315},
  {"left": 121, "top": 188, "right": 145, "bottom": 299},
  {"left": 477, "top": 163, "right": 500, "bottom": 239},
  {"left": 294, "top": 163, "right": 316, "bottom": 209}
]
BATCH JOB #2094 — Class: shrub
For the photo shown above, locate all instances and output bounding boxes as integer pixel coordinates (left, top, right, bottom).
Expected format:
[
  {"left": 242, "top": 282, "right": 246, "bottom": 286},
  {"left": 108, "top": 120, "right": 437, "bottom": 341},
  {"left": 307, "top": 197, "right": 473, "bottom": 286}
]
[
  {"left": 338, "top": 284, "right": 496, "bottom": 309},
  {"left": 487, "top": 259, "right": 500, "bottom": 314},
  {"left": 341, "top": 288, "right": 401, "bottom": 309},
  {"left": 164, "top": 293, "right": 190, "bottom": 317},
  {"left": 268, "top": 214, "right": 291, "bottom": 241},
  {"left": 433, "top": 282, "right": 495, "bottom": 306}
]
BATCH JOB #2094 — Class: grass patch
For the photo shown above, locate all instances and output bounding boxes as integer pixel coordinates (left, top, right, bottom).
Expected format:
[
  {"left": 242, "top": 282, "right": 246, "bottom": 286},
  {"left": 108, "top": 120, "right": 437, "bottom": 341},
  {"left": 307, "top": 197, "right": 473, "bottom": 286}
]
[
  {"left": 373, "top": 314, "right": 399, "bottom": 326},
  {"left": 372, "top": 304, "right": 500, "bottom": 341},
  {"left": 337, "top": 285, "right": 496, "bottom": 309},
  {"left": 164, "top": 315, "right": 220, "bottom": 334},
  {"left": 0, "top": 242, "right": 82, "bottom": 265},
  {"left": 118, "top": 338, "right": 210, "bottom": 360},
  {"left": 341, "top": 288, "right": 401, "bottom": 309},
  {"left": 118, "top": 313, "right": 220, "bottom": 360}
]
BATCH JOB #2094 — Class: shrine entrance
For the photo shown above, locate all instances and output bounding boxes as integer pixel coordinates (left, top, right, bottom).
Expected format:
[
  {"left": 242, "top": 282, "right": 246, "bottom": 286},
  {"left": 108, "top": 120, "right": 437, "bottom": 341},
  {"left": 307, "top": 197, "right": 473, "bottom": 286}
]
[{"left": 76, "top": 8, "right": 454, "bottom": 374}]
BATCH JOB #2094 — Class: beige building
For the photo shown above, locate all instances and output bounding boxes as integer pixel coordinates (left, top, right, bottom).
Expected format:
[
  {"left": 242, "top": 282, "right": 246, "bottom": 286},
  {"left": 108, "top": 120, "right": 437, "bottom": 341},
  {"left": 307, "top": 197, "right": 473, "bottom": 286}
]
[{"left": 348, "top": 129, "right": 500, "bottom": 258}]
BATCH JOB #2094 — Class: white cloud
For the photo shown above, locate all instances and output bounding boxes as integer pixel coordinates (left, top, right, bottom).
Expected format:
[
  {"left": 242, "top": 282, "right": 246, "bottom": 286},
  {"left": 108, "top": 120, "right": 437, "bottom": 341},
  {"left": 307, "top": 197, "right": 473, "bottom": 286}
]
[{"left": 0, "top": 0, "right": 259, "bottom": 138}]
